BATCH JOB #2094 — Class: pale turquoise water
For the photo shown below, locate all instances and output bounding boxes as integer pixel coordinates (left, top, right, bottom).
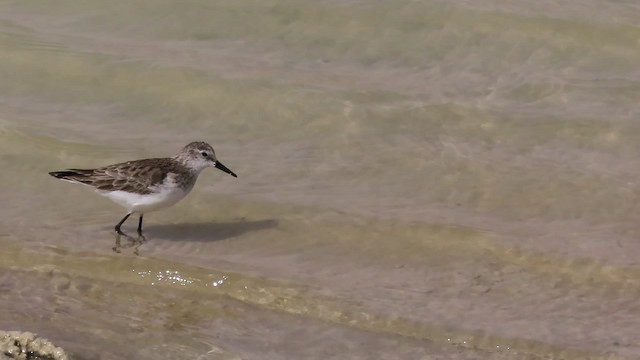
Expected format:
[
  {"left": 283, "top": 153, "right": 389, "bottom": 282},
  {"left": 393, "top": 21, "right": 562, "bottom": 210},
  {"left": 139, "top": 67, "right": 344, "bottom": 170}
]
[{"left": 1, "top": 1, "right": 640, "bottom": 359}]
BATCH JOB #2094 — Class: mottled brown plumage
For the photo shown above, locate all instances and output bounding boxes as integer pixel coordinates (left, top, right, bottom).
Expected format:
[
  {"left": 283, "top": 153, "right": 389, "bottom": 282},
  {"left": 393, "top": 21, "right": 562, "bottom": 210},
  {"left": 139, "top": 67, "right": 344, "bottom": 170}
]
[{"left": 56, "top": 158, "right": 196, "bottom": 194}]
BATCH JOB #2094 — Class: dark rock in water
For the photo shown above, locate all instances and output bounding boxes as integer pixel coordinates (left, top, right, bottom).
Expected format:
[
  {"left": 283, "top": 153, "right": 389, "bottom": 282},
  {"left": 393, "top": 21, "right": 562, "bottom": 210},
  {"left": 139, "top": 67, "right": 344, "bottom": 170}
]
[{"left": 0, "top": 331, "right": 69, "bottom": 360}]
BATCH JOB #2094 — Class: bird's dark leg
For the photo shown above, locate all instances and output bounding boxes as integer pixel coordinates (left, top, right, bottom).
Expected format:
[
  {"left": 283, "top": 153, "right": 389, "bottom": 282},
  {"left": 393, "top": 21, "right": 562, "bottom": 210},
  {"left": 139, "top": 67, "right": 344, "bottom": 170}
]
[
  {"left": 115, "top": 212, "right": 132, "bottom": 235},
  {"left": 137, "top": 214, "right": 144, "bottom": 236}
]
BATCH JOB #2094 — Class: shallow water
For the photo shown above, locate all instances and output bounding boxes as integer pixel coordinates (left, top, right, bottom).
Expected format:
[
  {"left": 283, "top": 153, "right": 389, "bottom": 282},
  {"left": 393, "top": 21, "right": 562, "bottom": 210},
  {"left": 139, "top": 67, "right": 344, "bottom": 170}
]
[{"left": 1, "top": 0, "right": 640, "bottom": 359}]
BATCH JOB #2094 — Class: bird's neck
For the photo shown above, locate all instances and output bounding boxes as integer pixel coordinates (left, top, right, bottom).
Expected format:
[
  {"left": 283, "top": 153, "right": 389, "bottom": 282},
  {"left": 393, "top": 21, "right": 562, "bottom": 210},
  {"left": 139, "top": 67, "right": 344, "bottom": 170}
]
[{"left": 172, "top": 155, "right": 206, "bottom": 175}]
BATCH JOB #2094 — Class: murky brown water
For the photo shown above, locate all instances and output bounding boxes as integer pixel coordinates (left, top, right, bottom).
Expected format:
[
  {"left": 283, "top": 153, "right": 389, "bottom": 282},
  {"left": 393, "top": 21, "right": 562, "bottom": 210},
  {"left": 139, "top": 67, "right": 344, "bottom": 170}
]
[{"left": 2, "top": 1, "right": 640, "bottom": 359}]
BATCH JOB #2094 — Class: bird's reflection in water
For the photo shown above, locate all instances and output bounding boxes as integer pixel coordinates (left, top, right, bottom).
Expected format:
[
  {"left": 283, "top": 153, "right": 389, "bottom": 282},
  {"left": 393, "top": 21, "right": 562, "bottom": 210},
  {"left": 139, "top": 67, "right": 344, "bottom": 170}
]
[
  {"left": 112, "top": 232, "right": 145, "bottom": 256},
  {"left": 109, "top": 219, "right": 278, "bottom": 255}
]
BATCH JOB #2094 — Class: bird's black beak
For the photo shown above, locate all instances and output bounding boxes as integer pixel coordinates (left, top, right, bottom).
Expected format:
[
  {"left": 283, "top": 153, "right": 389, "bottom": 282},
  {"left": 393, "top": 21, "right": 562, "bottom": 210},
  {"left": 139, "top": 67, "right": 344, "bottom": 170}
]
[{"left": 214, "top": 161, "right": 237, "bottom": 177}]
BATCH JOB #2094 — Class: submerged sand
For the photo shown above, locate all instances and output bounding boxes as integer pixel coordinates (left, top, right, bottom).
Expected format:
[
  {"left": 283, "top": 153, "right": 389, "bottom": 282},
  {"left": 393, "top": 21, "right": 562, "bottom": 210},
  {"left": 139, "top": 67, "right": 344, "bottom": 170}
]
[{"left": 1, "top": 1, "right": 640, "bottom": 359}]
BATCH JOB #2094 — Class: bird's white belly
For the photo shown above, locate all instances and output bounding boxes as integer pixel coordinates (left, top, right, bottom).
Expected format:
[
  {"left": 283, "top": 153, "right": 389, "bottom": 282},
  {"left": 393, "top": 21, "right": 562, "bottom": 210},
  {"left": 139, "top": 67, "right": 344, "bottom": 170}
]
[{"left": 98, "top": 178, "right": 193, "bottom": 213}]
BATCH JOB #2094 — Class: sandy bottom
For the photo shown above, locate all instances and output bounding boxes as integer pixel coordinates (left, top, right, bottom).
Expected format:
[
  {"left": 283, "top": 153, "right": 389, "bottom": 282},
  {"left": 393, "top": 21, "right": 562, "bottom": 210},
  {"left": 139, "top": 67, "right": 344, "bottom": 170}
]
[{"left": 1, "top": 1, "right": 640, "bottom": 359}]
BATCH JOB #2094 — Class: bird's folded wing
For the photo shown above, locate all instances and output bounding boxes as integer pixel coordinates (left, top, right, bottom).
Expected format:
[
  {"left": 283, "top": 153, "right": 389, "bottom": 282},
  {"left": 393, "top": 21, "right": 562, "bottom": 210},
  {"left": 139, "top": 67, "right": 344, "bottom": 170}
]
[{"left": 89, "top": 159, "right": 168, "bottom": 194}]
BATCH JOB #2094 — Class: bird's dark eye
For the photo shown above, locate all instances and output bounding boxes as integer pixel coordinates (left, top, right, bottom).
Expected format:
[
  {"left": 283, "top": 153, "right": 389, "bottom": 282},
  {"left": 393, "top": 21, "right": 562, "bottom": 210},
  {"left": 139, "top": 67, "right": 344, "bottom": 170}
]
[{"left": 201, "top": 151, "right": 209, "bottom": 157}]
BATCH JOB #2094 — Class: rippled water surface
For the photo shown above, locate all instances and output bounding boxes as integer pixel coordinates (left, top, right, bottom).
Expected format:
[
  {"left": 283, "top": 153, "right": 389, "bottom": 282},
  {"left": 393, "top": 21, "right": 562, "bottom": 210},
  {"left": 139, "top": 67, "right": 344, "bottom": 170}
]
[{"left": 2, "top": 1, "right": 640, "bottom": 359}]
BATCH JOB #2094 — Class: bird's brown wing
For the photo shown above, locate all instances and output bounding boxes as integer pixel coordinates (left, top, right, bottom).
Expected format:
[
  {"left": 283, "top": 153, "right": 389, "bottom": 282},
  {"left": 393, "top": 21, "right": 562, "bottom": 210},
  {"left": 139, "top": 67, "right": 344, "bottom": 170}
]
[{"left": 54, "top": 158, "right": 173, "bottom": 194}]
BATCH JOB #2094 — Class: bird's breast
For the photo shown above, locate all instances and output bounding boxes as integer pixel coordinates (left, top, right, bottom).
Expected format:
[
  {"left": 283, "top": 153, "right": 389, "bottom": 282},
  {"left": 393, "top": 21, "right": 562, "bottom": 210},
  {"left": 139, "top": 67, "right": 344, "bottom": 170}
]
[{"left": 101, "top": 173, "right": 194, "bottom": 213}]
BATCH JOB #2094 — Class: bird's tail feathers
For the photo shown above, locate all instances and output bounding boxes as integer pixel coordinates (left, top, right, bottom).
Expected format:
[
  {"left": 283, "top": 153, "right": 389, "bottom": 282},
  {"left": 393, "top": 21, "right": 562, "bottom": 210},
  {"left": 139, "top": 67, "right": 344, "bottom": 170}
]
[{"left": 49, "top": 169, "right": 94, "bottom": 183}]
